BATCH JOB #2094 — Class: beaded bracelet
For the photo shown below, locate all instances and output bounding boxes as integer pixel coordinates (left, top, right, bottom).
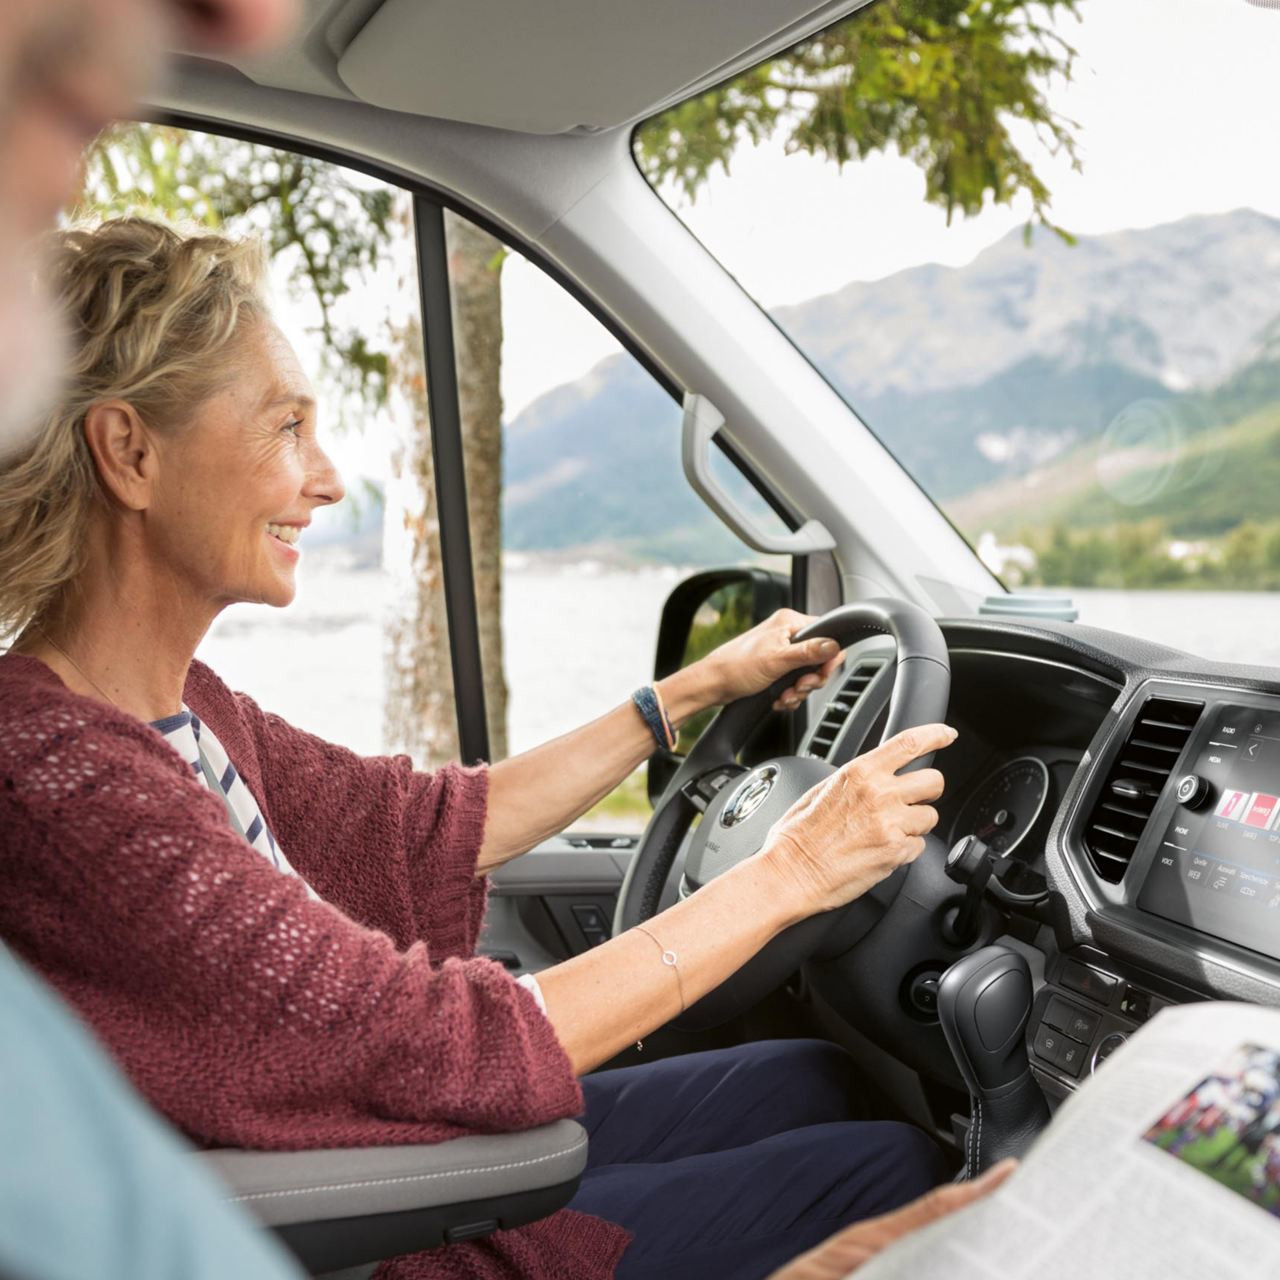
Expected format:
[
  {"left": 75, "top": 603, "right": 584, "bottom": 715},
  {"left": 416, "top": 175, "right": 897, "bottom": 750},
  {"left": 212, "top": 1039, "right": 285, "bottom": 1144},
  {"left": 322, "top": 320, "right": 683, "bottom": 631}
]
[{"left": 631, "top": 684, "right": 676, "bottom": 752}]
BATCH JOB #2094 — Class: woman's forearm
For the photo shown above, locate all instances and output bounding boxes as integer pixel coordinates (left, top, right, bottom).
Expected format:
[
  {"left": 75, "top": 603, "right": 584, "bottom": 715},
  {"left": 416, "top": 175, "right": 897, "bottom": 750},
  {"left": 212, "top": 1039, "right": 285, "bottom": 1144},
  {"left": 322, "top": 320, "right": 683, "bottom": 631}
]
[
  {"left": 475, "top": 663, "right": 713, "bottom": 872},
  {"left": 475, "top": 610, "right": 845, "bottom": 874},
  {"left": 535, "top": 853, "right": 806, "bottom": 1074},
  {"left": 534, "top": 722, "right": 953, "bottom": 1076}
]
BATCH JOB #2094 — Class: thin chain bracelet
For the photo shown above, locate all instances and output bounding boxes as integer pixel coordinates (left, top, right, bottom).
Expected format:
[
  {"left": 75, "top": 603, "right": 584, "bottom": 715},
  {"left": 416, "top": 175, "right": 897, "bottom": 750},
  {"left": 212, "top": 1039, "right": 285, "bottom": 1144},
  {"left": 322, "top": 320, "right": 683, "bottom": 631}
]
[{"left": 632, "top": 923, "right": 685, "bottom": 1051}]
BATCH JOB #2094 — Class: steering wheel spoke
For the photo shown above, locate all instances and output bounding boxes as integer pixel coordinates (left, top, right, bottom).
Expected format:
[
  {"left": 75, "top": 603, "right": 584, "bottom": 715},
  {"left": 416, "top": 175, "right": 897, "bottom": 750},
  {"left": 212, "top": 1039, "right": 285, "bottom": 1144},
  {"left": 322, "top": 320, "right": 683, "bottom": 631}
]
[{"left": 680, "top": 763, "right": 748, "bottom": 814}]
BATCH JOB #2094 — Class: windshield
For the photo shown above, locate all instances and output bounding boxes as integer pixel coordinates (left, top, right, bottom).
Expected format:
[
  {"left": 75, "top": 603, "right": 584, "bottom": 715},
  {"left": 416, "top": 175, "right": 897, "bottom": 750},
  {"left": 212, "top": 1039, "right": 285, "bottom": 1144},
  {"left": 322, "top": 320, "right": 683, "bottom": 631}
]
[{"left": 636, "top": 0, "right": 1280, "bottom": 666}]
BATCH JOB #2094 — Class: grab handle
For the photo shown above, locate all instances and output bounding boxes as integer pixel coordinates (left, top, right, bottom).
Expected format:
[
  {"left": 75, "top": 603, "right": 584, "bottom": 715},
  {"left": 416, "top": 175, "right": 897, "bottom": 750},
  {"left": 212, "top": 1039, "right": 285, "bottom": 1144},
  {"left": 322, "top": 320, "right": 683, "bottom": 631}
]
[{"left": 681, "top": 392, "right": 835, "bottom": 556}]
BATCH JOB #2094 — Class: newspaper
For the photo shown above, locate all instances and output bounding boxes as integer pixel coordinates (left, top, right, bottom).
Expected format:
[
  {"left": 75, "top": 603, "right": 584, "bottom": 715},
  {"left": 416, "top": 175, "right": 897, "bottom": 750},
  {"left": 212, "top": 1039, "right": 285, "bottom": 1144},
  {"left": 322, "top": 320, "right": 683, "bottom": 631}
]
[{"left": 855, "top": 1002, "right": 1280, "bottom": 1279}]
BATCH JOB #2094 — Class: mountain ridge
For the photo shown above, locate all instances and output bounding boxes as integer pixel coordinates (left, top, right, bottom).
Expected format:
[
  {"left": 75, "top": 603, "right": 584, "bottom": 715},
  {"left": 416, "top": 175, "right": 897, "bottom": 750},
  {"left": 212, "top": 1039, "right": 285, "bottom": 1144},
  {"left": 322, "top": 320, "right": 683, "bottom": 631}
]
[{"left": 502, "top": 208, "right": 1280, "bottom": 558}]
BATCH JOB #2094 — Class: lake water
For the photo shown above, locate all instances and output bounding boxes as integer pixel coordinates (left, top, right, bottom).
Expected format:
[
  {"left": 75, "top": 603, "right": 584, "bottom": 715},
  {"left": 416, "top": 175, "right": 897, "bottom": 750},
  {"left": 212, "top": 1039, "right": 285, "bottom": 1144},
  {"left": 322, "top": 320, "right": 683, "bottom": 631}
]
[
  {"left": 1067, "top": 588, "right": 1280, "bottom": 669},
  {"left": 197, "top": 555, "right": 1280, "bottom": 763},
  {"left": 198, "top": 555, "right": 690, "bottom": 759}
]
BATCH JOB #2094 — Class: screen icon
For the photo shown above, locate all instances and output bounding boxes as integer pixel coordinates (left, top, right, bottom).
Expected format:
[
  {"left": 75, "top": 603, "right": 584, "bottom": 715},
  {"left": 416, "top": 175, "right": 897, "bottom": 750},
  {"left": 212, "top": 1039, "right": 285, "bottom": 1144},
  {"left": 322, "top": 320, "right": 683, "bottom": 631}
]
[
  {"left": 1245, "top": 794, "right": 1280, "bottom": 828},
  {"left": 1216, "top": 790, "right": 1252, "bottom": 822}
]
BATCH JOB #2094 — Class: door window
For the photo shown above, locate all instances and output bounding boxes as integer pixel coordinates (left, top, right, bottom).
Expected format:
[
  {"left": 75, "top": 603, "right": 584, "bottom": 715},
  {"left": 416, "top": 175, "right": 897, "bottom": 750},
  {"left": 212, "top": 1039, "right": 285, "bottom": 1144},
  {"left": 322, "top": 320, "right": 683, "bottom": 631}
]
[
  {"left": 447, "top": 213, "right": 790, "bottom": 830},
  {"left": 77, "top": 124, "right": 793, "bottom": 828}
]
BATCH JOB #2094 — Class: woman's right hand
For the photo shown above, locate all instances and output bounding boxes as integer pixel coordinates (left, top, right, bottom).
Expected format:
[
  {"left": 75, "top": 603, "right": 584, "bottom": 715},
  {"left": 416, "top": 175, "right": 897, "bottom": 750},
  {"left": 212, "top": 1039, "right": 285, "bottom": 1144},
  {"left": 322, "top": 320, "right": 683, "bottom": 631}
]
[{"left": 760, "top": 723, "right": 955, "bottom": 916}]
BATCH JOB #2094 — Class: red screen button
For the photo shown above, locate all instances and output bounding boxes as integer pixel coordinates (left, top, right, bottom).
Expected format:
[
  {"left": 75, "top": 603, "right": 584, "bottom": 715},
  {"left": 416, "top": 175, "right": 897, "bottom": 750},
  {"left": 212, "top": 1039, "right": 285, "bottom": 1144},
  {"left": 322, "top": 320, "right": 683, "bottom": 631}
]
[{"left": 1244, "top": 793, "right": 1279, "bottom": 828}]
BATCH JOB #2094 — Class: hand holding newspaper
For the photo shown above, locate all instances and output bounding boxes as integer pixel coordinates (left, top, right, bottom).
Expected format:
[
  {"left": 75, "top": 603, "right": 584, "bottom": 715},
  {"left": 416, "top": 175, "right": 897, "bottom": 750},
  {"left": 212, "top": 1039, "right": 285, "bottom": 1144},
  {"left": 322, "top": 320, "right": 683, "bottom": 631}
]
[{"left": 846, "top": 1002, "right": 1280, "bottom": 1279}]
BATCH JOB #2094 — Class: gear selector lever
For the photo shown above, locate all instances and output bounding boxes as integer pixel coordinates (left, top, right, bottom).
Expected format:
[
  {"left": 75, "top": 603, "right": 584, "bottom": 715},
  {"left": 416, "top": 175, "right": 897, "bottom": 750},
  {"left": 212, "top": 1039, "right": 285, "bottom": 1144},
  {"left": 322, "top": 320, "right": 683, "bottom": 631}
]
[{"left": 938, "top": 945, "right": 1049, "bottom": 1177}]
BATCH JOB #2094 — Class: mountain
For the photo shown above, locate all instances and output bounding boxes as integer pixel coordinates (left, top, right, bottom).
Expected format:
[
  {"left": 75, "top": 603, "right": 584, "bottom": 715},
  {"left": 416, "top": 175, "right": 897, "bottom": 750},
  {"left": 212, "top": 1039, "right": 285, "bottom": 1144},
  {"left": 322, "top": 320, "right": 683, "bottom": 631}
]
[
  {"left": 774, "top": 210, "right": 1280, "bottom": 397},
  {"left": 503, "top": 355, "right": 764, "bottom": 563},
  {"left": 950, "top": 350, "right": 1280, "bottom": 541},
  {"left": 502, "top": 208, "right": 1280, "bottom": 558}
]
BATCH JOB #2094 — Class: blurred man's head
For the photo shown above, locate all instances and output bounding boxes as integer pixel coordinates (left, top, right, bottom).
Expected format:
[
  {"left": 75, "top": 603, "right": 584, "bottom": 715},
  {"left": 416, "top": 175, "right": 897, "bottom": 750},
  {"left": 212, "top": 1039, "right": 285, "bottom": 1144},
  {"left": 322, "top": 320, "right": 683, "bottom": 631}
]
[{"left": 0, "top": 0, "right": 296, "bottom": 451}]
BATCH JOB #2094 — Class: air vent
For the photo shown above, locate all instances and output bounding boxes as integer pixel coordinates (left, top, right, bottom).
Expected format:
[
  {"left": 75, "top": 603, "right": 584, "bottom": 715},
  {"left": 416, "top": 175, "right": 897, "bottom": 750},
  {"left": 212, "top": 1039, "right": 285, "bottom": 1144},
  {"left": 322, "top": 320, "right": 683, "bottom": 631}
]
[
  {"left": 1082, "top": 695, "right": 1204, "bottom": 883},
  {"left": 804, "top": 659, "right": 886, "bottom": 761}
]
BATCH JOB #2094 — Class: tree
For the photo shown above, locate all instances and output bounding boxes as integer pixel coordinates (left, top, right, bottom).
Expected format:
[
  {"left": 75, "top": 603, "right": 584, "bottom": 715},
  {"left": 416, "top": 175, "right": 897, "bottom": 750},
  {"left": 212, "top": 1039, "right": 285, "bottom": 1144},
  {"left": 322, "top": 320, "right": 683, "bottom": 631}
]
[
  {"left": 445, "top": 216, "right": 510, "bottom": 761},
  {"left": 84, "top": 126, "right": 393, "bottom": 405},
  {"left": 1221, "top": 522, "right": 1265, "bottom": 589},
  {"left": 637, "top": 0, "right": 1082, "bottom": 238},
  {"left": 381, "top": 210, "right": 511, "bottom": 764}
]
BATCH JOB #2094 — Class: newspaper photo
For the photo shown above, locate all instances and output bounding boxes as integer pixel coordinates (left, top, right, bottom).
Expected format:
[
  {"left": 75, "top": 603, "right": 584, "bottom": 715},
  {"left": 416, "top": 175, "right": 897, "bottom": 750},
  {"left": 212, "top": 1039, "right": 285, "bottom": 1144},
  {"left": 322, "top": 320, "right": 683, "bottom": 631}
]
[{"left": 853, "top": 1002, "right": 1280, "bottom": 1279}]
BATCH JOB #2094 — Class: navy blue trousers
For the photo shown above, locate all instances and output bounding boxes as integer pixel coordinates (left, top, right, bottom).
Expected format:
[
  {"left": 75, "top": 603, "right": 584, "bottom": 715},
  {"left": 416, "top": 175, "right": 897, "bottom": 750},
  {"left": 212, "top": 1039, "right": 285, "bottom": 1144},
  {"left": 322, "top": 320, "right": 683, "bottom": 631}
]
[{"left": 568, "top": 1039, "right": 948, "bottom": 1280}]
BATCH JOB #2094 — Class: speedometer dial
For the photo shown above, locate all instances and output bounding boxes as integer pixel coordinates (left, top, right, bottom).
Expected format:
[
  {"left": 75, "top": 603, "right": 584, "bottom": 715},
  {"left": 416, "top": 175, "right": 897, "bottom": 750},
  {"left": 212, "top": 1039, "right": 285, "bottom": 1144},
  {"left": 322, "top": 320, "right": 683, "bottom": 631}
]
[{"left": 952, "top": 756, "right": 1051, "bottom": 857}]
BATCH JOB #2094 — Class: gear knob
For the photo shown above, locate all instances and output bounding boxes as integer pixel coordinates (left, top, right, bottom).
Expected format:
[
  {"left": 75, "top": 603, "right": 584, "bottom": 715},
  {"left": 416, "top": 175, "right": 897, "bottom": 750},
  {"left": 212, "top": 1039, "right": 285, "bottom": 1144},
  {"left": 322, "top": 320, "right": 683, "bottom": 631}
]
[
  {"left": 938, "top": 944, "right": 1049, "bottom": 1175},
  {"left": 939, "top": 945, "right": 1035, "bottom": 1093}
]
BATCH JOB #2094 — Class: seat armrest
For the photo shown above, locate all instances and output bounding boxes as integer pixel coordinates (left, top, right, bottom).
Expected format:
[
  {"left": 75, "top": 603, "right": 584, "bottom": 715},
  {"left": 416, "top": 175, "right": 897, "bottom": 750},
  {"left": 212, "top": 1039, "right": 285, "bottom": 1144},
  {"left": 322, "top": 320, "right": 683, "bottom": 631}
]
[{"left": 200, "top": 1119, "right": 588, "bottom": 1274}]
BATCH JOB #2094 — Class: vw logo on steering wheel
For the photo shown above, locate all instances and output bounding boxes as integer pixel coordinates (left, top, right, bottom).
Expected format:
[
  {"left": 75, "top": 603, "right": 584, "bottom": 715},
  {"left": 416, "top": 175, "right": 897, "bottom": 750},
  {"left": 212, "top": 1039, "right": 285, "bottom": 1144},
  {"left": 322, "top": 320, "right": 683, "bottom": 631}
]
[{"left": 719, "top": 764, "right": 780, "bottom": 828}]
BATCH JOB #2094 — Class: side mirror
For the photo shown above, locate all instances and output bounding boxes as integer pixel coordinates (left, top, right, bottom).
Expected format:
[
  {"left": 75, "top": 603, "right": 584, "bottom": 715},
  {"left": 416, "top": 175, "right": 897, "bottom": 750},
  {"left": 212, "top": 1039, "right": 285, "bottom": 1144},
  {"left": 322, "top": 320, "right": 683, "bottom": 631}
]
[{"left": 648, "top": 567, "right": 792, "bottom": 803}]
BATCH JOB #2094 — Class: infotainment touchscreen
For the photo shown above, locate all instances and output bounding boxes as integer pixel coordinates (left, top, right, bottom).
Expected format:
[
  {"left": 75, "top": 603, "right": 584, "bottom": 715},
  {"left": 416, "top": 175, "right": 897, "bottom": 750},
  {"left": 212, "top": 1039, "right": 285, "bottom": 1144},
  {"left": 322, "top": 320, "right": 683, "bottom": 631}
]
[{"left": 1139, "top": 703, "right": 1280, "bottom": 962}]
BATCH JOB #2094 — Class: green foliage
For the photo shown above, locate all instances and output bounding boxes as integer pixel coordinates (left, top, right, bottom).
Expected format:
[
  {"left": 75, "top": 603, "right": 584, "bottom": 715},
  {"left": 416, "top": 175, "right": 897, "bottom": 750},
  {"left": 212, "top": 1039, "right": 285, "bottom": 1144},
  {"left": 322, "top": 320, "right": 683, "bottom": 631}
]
[
  {"left": 959, "top": 393, "right": 1280, "bottom": 550},
  {"left": 674, "top": 583, "right": 756, "bottom": 751},
  {"left": 577, "top": 768, "right": 651, "bottom": 829},
  {"left": 636, "top": 0, "right": 1082, "bottom": 235},
  {"left": 1019, "top": 517, "right": 1280, "bottom": 591},
  {"left": 79, "top": 124, "right": 396, "bottom": 410}
]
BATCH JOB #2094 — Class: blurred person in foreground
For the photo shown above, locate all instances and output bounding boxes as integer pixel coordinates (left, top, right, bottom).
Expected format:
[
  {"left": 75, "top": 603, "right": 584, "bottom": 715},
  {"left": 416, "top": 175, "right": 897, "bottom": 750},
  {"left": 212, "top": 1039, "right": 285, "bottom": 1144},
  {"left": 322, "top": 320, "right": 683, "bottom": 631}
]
[{"left": 0, "top": 4, "right": 305, "bottom": 1279}]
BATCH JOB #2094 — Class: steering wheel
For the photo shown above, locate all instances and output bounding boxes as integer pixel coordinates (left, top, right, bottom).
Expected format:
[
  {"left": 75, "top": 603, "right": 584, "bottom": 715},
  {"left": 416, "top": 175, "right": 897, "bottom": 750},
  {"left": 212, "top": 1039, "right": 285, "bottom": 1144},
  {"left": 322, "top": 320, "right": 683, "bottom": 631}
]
[{"left": 613, "top": 598, "right": 950, "bottom": 1028}]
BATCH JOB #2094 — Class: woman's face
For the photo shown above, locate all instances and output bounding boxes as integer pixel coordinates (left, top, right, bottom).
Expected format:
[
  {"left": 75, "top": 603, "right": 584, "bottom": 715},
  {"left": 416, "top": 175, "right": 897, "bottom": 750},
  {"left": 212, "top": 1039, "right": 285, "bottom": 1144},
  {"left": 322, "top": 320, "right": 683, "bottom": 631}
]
[{"left": 146, "top": 316, "right": 344, "bottom": 613}]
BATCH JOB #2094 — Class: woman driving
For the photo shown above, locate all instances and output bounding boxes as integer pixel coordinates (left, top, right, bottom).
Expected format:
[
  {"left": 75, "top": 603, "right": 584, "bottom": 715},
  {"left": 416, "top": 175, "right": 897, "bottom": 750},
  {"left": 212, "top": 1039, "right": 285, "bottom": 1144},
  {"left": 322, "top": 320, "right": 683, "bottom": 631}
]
[{"left": 0, "top": 218, "right": 954, "bottom": 1280}]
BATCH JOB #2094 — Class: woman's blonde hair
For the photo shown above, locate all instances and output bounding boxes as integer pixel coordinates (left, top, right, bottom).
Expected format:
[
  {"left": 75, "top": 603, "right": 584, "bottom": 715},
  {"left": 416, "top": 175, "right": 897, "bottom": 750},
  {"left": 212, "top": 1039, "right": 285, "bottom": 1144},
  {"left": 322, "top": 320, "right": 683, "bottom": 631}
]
[{"left": 0, "top": 217, "right": 268, "bottom": 638}]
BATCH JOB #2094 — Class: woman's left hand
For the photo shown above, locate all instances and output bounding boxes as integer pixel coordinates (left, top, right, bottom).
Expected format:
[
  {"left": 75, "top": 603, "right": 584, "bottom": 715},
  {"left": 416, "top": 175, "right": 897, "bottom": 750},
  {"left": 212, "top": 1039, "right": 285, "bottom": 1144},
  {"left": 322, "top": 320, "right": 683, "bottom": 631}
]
[{"left": 696, "top": 609, "right": 845, "bottom": 712}]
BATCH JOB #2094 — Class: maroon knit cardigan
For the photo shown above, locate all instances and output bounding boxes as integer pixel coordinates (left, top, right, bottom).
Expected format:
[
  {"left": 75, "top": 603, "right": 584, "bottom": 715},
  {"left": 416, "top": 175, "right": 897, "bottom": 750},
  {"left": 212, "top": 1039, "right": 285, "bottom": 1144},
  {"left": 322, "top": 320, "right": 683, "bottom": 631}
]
[{"left": 0, "top": 653, "right": 629, "bottom": 1279}]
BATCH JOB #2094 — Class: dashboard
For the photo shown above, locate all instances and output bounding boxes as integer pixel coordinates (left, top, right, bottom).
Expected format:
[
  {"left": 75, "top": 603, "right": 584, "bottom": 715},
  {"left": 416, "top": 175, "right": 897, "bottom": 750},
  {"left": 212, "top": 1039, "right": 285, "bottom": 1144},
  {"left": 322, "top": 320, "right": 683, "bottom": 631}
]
[{"left": 800, "top": 615, "right": 1280, "bottom": 1107}]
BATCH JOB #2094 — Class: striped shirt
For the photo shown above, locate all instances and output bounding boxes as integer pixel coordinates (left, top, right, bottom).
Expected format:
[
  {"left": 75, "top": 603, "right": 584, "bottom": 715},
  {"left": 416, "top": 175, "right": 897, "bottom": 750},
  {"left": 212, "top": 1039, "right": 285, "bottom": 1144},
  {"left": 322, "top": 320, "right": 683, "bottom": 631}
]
[{"left": 151, "top": 707, "right": 317, "bottom": 899}]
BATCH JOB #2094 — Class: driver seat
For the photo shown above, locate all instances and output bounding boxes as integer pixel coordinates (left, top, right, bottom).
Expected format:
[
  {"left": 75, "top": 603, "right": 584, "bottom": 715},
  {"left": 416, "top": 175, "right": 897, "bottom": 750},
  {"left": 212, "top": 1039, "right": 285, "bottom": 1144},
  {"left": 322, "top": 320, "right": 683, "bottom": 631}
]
[{"left": 200, "top": 1120, "right": 589, "bottom": 1277}]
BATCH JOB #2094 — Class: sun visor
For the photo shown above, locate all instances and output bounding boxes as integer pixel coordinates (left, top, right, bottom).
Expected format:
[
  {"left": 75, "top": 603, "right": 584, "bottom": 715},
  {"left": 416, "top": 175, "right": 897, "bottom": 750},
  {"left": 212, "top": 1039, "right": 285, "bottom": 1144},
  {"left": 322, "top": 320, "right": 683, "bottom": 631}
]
[{"left": 337, "top": 0, "right": 865, "bottom": 134}]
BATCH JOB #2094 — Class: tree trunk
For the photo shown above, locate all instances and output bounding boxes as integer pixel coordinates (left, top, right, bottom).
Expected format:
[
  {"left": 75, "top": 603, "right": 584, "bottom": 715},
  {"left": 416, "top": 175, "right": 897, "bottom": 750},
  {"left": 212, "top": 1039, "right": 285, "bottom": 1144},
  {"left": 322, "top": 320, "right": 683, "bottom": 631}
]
[
  {"left": 445, "top": 211, "right": 509, "bottom": 762},
  {"left": 383, "top": 301, "right": 460, "bottom": 767},
  {"left": 383, "top": 202, "right": 509, "bottom": 766}
]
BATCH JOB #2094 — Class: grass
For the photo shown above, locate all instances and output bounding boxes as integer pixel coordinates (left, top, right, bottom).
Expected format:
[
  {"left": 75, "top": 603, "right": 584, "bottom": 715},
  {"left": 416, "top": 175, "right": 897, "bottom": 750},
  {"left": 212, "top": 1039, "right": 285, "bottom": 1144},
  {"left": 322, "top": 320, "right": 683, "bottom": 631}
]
[
  {"left": 575, "top": 769, "right": 652, "bottom": 833},
  {"left": 1148, "top": 1126, "right": 1280, "bottom": 1217},
  {"left": 950, "top": 401, "right": 1280, "bottom": 542}
]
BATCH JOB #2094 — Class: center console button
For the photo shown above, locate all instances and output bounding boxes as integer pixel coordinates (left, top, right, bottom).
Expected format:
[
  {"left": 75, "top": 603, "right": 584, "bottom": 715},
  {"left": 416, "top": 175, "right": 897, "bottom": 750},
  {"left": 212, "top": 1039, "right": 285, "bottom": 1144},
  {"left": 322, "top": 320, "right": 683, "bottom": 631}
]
[
  {"left": 1091, "top": 1032, "right": 1128, "bottom": 1073},
  {"left": 1065, "top": 1006, "right": 1099, "bottom": 1043},
  {"left": 1175, "top": 773, "right": 1212, "bottom": 811},
  {"left": 1119, "top": 987, "right": 1151, "bottom": 1021},
  {"left": 1032, "top": 1023, "right": 1064, "bottom": 1065},
  {"left": 1055, "top": 1038, "right": 1087, "bottom": 1078},
  {"left": 1060, "top": 960, "right": 1118, "bottom": 1004},
  {"left": 1044, "top": 995, "right": 1100, "bottom": 1044}
]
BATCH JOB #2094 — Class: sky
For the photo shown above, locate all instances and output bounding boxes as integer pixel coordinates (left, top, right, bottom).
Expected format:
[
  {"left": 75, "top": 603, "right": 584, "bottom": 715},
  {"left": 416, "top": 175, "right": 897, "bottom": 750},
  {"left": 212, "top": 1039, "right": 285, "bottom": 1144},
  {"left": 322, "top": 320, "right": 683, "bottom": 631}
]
[
  {"left": 315, "top": 0, "right": 1280, "bottom": 486},
  {"left": 657, "top": 0, "right": 1280, "bottom": 308},
  {"left": 498, "top": 0, "right": 1280, "bottom": 412}
]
